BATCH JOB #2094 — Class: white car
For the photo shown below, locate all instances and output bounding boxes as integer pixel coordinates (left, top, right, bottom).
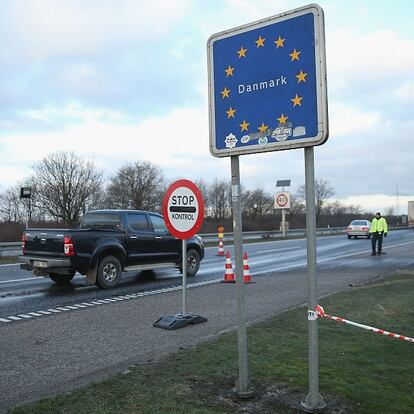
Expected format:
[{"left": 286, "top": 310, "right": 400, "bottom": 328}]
[{"left": 346, "top": 220, "right": 371, "bottom": 239}]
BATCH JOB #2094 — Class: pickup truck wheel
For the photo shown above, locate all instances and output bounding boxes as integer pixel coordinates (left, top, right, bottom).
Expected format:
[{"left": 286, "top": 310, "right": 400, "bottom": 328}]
[
  {"left": 96, "top": 256, "right": 122, "bottom": 288},
  {"left": 186, "top": 249, "right": 200, "bottom": 277},
  {"left": 49, "top": 272, "right": 75, "bottom": 285}
]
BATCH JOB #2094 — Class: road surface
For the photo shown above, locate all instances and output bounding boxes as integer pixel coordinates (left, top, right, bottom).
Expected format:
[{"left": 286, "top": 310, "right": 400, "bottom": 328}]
[{"left": 1, "top": 230, "right": 413, "bottom": 411}]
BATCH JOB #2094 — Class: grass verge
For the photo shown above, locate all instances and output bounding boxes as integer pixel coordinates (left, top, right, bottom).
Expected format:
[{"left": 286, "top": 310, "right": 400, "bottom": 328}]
[{"left": 10, "top": 271, "right": 414, "bottom": 414}]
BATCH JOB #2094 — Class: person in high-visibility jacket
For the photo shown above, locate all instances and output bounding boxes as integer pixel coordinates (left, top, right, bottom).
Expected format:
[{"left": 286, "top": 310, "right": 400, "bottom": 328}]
[{"left": 369, "top": 212, "right": 388, "bottom": 255}]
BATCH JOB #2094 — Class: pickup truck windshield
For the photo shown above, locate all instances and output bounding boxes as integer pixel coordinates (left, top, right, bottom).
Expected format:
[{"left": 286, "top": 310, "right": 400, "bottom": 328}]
[{"left": 80, "top": 213, "right": 122, "bottom": 230}]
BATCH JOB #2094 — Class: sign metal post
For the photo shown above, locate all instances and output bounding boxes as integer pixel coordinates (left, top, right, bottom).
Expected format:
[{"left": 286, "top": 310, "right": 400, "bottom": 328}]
[
  {"left": 182, "top": 238, "right": 187, "bottom": 316},
  {"left": 231, "top": 155, "right": 252, "bottom": 396},
  {"left": 302, "top": 146, "right": 325, "bottom": 411},
  {"left": 208, "top": 4, "right": 328, "bottom": 408},
  {"left": 20, "top": 187, "right": 32, "bottom": 228}
]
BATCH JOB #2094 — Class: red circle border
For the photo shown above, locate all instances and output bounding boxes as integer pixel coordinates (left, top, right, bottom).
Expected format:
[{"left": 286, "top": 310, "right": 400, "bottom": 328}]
[
  {"left": 276, "top": 193, "right": 288, "bottom": 207},
  {"left": 162, "top": 179, "right": 205, "bottom": 240}
]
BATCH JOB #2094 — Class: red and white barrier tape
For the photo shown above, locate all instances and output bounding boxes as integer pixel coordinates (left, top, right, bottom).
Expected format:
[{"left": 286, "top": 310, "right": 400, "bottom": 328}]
[{"left": 312, "top": 305, "right": 414, "bottom": 344}]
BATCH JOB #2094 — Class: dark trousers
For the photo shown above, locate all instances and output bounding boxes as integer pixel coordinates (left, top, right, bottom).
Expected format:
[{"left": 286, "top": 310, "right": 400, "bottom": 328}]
[{"left": 371, "top": 232, "right": 383, "bottom": 254}]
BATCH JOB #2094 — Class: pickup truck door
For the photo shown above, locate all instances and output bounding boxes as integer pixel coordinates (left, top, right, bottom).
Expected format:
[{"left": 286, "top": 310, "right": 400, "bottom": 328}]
[
  {"left": 148, "top": 214, "right": 180, "bottom": 261},
  {"left": 125, "top": 212, "right": 155, "bottom": 265}
]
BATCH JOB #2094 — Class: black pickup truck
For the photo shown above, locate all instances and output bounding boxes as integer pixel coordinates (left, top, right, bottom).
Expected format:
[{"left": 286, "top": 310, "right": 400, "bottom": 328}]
[{"left": 19, "top": 210, "right": 204, "bottom": 288}]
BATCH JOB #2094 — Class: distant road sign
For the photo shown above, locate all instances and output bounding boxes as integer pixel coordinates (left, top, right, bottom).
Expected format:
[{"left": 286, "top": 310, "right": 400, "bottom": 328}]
[
  {"left": 208, "top": 4, "right": 328, "bottom": 157},
  {"left": 274, "top": 192, "right": 291, "bottom": 209},
  {"left": 162, "top": 180, "right": 204, "bottom": 240},
  {"left": 20, "top": 187, "right": 31, "bottom": 199},
  {"left": 276, "top": 179, "right": 291, "bottom": 188}
]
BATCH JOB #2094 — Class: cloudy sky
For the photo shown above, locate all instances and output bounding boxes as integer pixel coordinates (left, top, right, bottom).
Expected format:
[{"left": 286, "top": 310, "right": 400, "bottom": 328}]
[{"left": 0, "top": 0, "right": 413, "bottom": 214}]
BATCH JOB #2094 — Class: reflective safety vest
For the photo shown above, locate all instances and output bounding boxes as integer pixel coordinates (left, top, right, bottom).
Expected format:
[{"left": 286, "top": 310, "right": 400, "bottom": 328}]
[{"left": 370, "top": 217, "right": 388, "bottom": 233}]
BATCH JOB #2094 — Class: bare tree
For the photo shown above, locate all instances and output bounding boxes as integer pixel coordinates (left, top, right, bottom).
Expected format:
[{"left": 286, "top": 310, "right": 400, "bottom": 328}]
[
  {"left": 288, "top": 193, "right": 305, "bottom": 217},
  {"left": 242, "top": 187, "right": 273, "bottom": 219},
  {"left": 33, "top": 152, "right": 103, "bottom": 226},
  {"left": 207, "top": 179, "right": 231, "bottom": 220},
  {"left": 0, "top": 187, "right": 24, "bottom": 222},
  {"left": 194, "top": 179, "right": 209, "bottom": 211},
  {"left": 296, "top": 178, "right": 335, "bottom": 216},
  {"left": 0, "top": 180, "right": 45, "bottom": 223},
  {"left": 105, "top": 161, "right": 165, "bottom": 211}
]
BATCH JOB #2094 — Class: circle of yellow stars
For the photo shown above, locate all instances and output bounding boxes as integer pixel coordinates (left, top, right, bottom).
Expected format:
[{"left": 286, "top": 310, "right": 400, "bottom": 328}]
[{"left": 220, "top": 34, "right": 308, "bottom": 133}]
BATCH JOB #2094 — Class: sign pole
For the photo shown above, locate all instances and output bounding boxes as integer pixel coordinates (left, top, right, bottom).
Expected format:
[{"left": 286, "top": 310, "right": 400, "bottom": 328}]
[
  {"left": 182, "top": 238, "right": 187, "bottom": 316},
  {"left": 302, "top": 147, "right": 326, "bottom": 412},
  {"left": 231, "top": 155, "right": 252, "bottom": 397},
  {"left": 282, "top": 209, "right": 286, "bottom": 239}
]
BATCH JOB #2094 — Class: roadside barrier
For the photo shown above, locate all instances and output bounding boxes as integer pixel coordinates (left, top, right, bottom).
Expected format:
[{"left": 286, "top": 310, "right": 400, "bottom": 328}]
[
  {"left": 222, "top": 251, "right": 235, "bottom": 283},
  {"left": 313, "top": 305, "right": 414, "bottom": 344},
  {"left": 217, "top": 226, "right": 225, "bottom": 256},
  {"left": 243, "top": 252, "right": 253, "bottom": 284}
]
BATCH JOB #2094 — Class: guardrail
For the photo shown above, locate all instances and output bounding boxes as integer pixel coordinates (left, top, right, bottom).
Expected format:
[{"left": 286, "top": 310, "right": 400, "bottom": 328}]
[
  {"left": 1, "top": 225, "right": 411, "bottom": 256},
  {"left": 0, "top": 242, "right": 21, "bottom": 257},
  {"left": 199, "top": 226, "right": 346, "bottom": 243}
]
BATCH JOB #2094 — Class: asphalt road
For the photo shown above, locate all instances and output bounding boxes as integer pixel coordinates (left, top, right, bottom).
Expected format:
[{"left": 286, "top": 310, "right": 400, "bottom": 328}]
[
  {"left": 1, "top": 230, "right": 413, "bottom": 412},
  {"left": 1, "top": 230, "right": 414, "bottom": 320}
]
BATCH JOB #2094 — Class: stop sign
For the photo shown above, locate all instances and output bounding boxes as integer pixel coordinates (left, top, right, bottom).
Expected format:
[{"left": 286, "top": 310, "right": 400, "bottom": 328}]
[{"left": 162, "top": 179, "right": 204, "bottom": 239}]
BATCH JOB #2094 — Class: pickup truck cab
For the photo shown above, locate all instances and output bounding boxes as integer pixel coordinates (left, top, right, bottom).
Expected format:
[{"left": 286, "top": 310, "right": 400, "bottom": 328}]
[{"left": 19, "top": 209, "right": 205, "bottom": 288}]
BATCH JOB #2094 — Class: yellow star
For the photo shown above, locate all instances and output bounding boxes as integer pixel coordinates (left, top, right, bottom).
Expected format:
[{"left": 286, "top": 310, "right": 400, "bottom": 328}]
[
  {"left": 226, "top": 107, "right": 236, "bottom": 118},
  {"left": 258, "top": 122, "right": 269, "bottom": 133},
  {"left": 277, "top": 114, "right": 288, "bottom": 124},
  {"left": 291, "top": 94, "right": 303, "bottom": 107},
  {"left": 255, "top": 36, "right": 265, "bottom": 47},
  {"left": 274, "top": 35, "right": 285, "bottom": 48},
  {"left": 289, "top": 49, "right": 301, "bottom": 61},
  {"left": 239, "top": 120, "right": 249, "bottom": 131},
  {"left": 296, "top": 70, "right": 307, "bottom": 83},
  {"left": 224, "top": 65, "right": 235, "bottom": 77},
  {"left": 237, "top": 46, "right": 247, "bottom": 58},
  {"left": 221, "top": 87, "right": 230, "bottom": 98}
]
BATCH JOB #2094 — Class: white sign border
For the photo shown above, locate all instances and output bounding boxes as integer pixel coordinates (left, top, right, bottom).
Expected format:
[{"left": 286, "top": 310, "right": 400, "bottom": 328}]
[{"left": 207, "top": 3, "right": 328, "bottom": 158}]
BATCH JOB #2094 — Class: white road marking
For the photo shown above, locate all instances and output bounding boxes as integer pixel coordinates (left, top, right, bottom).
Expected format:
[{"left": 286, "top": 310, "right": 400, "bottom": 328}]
[
  {"left": 0, "top": 263, "right": 20, "bottom": 267},
  {"left": 256, "top": 247, "right": 298, "bottom": 254},
  {"left": 7, "top": 316, "right": 22, "bottom": 321},
  {"left": 0, "top": 277, "right": 39, "bottom": 284}
]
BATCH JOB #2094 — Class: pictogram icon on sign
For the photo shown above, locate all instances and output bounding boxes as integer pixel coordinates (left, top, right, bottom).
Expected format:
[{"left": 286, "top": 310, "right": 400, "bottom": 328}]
[{"left": 162, "top": 179, "right": 205, "bottom": 240}]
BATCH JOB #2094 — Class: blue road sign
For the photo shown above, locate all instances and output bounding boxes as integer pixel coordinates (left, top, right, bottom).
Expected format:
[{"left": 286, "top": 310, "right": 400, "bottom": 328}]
[{"left": 208, "top": 4, "right": 328, "bottom": 157}]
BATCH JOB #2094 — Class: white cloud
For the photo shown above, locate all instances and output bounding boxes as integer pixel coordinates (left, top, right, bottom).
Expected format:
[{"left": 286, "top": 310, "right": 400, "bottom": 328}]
[
  {"left": 336, "top": 194, "right": 414, "bottom": 215},
  {"left": 393, "top": 81, "right": 414, "bottom": 103},
  {"left": 328, "top": 28, "right": 414, "bottom": 78},
  {"left": 329, "top": 102, "right": 381, "bottom": 136},
  {"left": 0, "top": 106, "right": 214, "bottom": 181},
  {"left": 2, "top": 0, "right": 191, "bottom": 60}
]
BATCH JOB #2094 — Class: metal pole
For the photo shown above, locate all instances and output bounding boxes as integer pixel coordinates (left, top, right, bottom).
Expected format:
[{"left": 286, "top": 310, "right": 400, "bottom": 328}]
[
  {"left": 230, "top": 156, "right": 253, "bottom": 397},
  {"left": 301, "top": 147, "right": 326, "bottom": 412},
  {"left": 25, "top": 199, "right": 29, "bottom": 229},
  {"left": 182, "top": 239, "right": 187, "bottom": 316},
  {"left": 282, "top": 209, "right": 286, "bottom": 239}
]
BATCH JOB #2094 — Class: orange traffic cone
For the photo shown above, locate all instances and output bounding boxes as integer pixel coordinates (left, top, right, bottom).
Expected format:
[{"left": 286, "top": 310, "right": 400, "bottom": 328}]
[
  {"left": 222, "top": 251, "right": 235, "bottom": 283},
  {"left": 217, "top": 226, "right": 225, "bottom": 256},
  {"left": 243, "top": 252, "right": 254, "bottom": 284}
]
